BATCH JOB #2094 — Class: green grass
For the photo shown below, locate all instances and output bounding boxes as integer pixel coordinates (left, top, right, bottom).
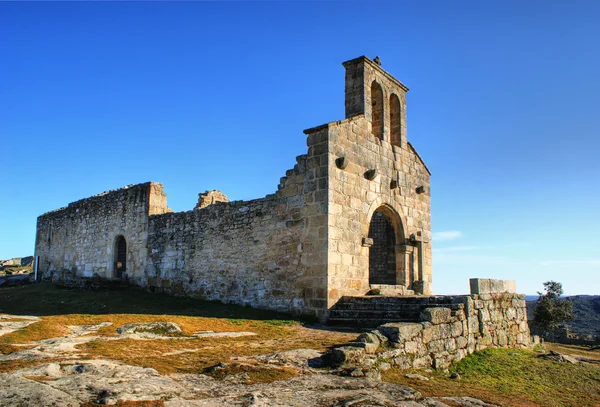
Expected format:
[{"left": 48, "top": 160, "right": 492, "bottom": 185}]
[
  {"left": 383, "top": 347, "right": 600, "bottom": 407},
  {"left": 0, "top": 283, "right": 298, "bottom": 321}
]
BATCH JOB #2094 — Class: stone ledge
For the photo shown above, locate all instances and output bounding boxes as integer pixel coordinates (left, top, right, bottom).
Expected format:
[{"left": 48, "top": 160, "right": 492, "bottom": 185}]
[{"left": 470, "top": 278, "right": 516, "bottom": 295}]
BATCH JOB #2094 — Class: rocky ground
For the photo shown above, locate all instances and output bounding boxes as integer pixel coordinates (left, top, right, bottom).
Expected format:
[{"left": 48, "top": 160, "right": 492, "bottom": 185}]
[{"left": 0, "top": 314, "right": 501, "bottom": 407}]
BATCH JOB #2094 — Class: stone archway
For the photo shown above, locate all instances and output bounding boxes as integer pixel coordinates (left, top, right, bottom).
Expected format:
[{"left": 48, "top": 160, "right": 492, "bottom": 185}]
[{"left": 366, "top": 205, "right": 412, "bottom": 288}]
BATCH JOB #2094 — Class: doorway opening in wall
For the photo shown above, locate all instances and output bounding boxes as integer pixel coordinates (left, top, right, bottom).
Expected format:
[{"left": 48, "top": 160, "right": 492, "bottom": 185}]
[
  {"left": 114, "top": 235, "right": 127, "bottom": 279},
  {"left": 367, "top": 207, "right": 398, "bottom": 285}
]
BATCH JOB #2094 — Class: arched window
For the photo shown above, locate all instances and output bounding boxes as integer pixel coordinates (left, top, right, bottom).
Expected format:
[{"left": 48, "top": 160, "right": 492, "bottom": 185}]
[
  {"left": 390, "top": 94, "right": 401, "bottom": 147},
  {"left": 371, "top": 81, "right": 384, "bottom": 140},
  {"left": 114, "top": 235, "right": 127, "bottom": 279}
]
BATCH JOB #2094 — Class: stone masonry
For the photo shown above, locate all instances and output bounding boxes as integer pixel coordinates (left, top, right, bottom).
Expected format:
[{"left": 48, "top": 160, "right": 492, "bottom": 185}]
[
  {"left": 330, "top": 289, "right": 532, "bottom": 371},
  {"left": 33, "top": 56, "right": 524, "bottom": 337}
]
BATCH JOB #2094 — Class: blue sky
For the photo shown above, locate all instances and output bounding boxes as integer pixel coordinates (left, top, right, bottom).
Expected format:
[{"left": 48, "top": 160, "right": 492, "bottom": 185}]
[{"left": 1, "top": 1, "right": 599, "bottom": 295}]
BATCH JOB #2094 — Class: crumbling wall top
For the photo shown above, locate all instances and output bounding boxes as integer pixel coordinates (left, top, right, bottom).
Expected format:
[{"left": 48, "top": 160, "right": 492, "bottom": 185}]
[{"left": 195, "top": 190, "right": 230, "bottom": 209}]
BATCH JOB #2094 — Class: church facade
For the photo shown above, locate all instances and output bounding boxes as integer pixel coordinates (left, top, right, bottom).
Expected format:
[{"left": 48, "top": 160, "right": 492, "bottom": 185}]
[{"left": 34, "top": 56, "right": 432, "bottom": 320}]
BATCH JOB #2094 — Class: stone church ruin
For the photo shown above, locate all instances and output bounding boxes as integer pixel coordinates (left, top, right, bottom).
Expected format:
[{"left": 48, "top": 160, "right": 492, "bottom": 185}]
[{"left": 34, "top": 57, "right": 532, "bottom": 367}]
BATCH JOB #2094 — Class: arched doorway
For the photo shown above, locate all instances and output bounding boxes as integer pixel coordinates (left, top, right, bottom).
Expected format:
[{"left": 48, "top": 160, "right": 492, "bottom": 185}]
[
  {"left": 114, "top": 235, "right": 127, "bottom": 279},
  {"left": 367, "top": 207, "right": 399, "bottom": 285}
]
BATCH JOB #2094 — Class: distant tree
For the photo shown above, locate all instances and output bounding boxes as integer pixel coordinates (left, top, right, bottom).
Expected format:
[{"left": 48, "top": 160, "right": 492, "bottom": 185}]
[{"left": 533, "top": 281, "right": 574, "bottom": 335}]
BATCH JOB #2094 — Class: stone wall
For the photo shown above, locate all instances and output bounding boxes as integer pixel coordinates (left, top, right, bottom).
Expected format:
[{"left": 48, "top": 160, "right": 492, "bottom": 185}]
[
  {"left": 138, "top": 132, "right": 331, "bottom": 318},
  {"left": 331, "top": 293, "right": 532, "bottom": 370},
  {"left": 34, "top": 183, "right": 169, "bottom": 280}
]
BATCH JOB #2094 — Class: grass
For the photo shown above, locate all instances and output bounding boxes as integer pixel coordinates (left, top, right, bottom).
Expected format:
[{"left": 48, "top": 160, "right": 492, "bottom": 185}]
[
  {"left": 0, "top": 284, "right": 354, "bottom": 381},
  {"left": 383, "top": 347, "right": 600, "bottom": 407},
  {"left": 546, "top": 342, "right": 600, "bottom": 359},
  {"left": 5, "top": 283, "right": 597, "bottom": 404}
]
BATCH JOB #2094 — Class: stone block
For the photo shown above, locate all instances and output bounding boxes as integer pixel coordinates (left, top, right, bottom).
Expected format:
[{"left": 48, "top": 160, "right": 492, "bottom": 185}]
[
  {"left": 432, "top": 355, "right": 451, "bottom": 370},
  {"left": 393, "top": 356, "right": 412, "bottom": 370},
  {"left": 412, "top": 355, "right": 433, "bottom": 369},
  {"left": 379, "top": 322, "right": 423, "bottom": 343},
  {"left": 422, "top": 327, "right": 434, "bottom": 344},
  {"left": 420, "top": 307, "right": 452, "bottom": 324},
  {"left": 356, "top": 332, "right": 383, "bottom": 354},
  {"left": 427, "top": 339, "right": 445, "bottom": 353},
  {"left": 470, "top": 278, "right": 516, "bottom": 294},
  {"left": 451, "top": 321, "right": 463, "bottom": 337},
  {"left": 349, "top": 341, "right": 379, "bottom": 354},
  {"left": 404, "top": 341, "right": 419, "bottom": 354},
  {"left": 445, "top": 338, "right": 457, "bottom": 352},
  {"left": 456, "top": 336, "right": 468, "bottom": 349},
  {"left": 329, "top": 346, "right": 366, "bottom": 366}
]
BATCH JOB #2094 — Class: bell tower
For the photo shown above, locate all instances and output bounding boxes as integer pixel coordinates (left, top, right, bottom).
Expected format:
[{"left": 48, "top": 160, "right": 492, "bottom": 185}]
[{"left": 342, "top": 56, "right": 409, "bottom": 148}]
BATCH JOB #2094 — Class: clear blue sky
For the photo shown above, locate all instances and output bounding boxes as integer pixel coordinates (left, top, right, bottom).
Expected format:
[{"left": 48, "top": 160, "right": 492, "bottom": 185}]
[{"left": 2, "top": 1, "right": 599, "bottom": 295}]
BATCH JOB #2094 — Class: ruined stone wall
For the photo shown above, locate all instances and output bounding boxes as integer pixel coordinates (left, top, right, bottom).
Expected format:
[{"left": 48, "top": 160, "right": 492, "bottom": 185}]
[
  {"left": 333, "top": 293, "right": 532, "bottom": 370},
  {"left": 306, "top": 116, "right": 431, "bottom": 307},
  {"left": 34, "top": 183, "right": 169, "bottom": 280},
  {"left": 141, "top": 134, "right": 331, "bottom": 318}
]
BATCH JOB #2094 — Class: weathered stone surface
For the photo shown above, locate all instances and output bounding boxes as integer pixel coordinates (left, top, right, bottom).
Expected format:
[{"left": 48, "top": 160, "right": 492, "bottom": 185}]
[
  {"left": 195, "top": 190, "right": 230, "bottom": 209},
  {"left": 350, "top": 340, "right": 379, "bottom": 354},
  {"left": 0, "top": 315, "right": 40, "bottom": 337},
  {"left": 329, "top": 346, "right": 366, "bottom": 366},
  {"left": 331, "top": 292, "right": 532, "bottom": 373},
  {"left": 420, "top": 307, "right": 452, "bottom": 324},
  {"left": 117, "top": 322, "right": 182, "bottom": 335},
  {"left": 379, "top": 323, "right": 423, "bottom": 343},
  {"left": 405, "top": 373, "right": 429, "bottom": 381},
  {"left": 413, "top": 355, "right": 433, "bottom": 369},
  {"left": 470, "top": 278, "right": 516, "bottom": 295}
]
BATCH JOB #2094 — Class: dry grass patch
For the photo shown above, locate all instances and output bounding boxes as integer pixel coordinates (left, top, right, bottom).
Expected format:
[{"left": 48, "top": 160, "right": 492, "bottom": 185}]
[
  {"left": 546, "top": 342, "right": 600, "bottom": 359},
  {"left": 0, "top": 284, "right": 354, "bottom": 379},
  {"left": 0, "top": 358, "right": 62, "bottom": 374},
  {"left": 0, "top": 318, "right": 67, "bottom": 352},
  {"left": 78, "top": 324, "right": 352, "bottom": 376}
]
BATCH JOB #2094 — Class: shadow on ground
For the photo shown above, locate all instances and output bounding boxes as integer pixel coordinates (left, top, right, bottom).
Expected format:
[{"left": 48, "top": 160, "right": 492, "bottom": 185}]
[{"left": 0, "top": 283, "right": 302, "bottom": 322}]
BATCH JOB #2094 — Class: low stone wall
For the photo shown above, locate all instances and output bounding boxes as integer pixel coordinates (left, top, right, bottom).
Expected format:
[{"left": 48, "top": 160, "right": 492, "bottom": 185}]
[{"left": 330, "top": 293, "right": 532, "bottom": 371}]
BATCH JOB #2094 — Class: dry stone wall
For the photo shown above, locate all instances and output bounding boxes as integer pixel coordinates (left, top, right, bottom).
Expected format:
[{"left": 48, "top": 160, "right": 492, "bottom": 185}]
[{"left": 330, "top": 293, "right": 532, "bottom": 370}]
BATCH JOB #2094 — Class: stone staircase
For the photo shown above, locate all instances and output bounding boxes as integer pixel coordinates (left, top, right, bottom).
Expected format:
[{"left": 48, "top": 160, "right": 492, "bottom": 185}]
[{"left": 327, "top": 295, "right": 464, "bottom": 327}]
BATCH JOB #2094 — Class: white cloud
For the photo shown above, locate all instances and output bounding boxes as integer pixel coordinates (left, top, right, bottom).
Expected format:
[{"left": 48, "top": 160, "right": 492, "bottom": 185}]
[
  {"left": 432, "top": 231, "right": 462, "bottom": 241},
  {"left": 540, "top": 260, "right": 600, "bottom": 266},
  {"left": 434, "top": 246, "right": 479, "bottom": 253}
]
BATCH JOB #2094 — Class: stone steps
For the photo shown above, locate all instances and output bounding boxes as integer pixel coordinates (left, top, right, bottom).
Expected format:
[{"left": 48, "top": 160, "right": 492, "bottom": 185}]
[
  {"left": 327, "top": 317, "right": 419, "bottom": 327},
  {"left": 368, "top": 284, "right": 415, "bottom": 296},
  {"left": 327, "top": 295, "right": 464, "bottom": 327}
]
